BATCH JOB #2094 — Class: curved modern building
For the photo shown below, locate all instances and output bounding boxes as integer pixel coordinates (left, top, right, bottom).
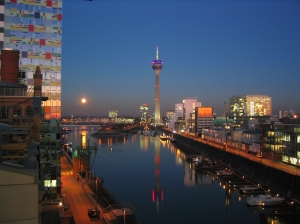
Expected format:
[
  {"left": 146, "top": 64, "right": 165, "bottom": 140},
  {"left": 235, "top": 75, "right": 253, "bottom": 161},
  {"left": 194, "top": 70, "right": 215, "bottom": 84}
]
[{"left": 151, "top": 47, "right": 163, "bottom": 125}]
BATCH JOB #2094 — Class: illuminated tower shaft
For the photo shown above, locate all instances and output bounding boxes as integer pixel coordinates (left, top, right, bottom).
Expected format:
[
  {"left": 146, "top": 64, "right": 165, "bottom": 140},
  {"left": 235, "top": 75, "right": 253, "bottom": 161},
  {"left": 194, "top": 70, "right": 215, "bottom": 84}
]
[
  {"left": 152, "top": 47, "right": 163, "bottom": 124},
  {"left": 154, "top": 70, "right": 161, "bottom": 124}
]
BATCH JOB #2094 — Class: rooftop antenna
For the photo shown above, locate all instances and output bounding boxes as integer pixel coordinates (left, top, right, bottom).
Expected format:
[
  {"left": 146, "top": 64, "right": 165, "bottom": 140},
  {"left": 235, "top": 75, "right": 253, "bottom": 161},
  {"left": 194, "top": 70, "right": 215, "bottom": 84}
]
[{"left": 156, "top": 46, "right": 159, "bottom": 60}]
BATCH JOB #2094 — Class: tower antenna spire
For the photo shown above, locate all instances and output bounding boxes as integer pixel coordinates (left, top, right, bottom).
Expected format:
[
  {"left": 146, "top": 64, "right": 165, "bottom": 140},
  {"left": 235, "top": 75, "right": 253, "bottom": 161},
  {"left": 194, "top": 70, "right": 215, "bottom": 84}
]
[{"left": 156, "top": 46, "right": 159, "bottom": 60}]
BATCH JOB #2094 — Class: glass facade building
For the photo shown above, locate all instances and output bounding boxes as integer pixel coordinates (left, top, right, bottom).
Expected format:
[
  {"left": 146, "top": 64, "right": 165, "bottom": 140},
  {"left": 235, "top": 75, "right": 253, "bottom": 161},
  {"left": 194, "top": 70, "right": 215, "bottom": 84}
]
[
  {"left": 1, "top": 0, "right": 62, "bottom": 120},
  {"left": 229, "top": 95, "right": 272, "bottom": 117},
  {"left": 140, "top": 103, "right": 148, "bottom": 122}
]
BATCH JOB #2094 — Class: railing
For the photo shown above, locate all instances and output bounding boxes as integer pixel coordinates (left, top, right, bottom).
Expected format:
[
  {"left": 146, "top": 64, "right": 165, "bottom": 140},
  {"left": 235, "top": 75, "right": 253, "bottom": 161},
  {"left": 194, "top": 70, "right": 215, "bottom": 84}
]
[{"left": 174, "top": 130, "right": 300, "bottom": 177}]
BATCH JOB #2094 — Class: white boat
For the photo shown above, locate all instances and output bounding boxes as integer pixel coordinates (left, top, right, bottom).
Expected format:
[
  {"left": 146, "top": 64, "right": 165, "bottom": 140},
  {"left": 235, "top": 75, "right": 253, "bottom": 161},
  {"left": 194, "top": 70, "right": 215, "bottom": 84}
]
[
  {"left": 247, "top": 194, "right": 285, "bottom": 206},
  {"left": 186, "top": 155, "right": 202, "bottom": 163},
  {"left": 160, "top": 133, "right": 169, "bottom": 140},
  {"left": 240, "top": 185, "right": 262, "bottom": 193}
]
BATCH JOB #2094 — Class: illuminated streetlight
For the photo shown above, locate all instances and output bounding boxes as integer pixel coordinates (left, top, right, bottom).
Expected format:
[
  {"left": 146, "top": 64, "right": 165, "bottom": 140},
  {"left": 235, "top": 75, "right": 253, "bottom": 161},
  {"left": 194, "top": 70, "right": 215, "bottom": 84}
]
[
  {"left": 95, "top": 178, "right": 98, "bottom": 208},
  {"left": 123, "top": 209, "right": 126, "bottom": 224}
]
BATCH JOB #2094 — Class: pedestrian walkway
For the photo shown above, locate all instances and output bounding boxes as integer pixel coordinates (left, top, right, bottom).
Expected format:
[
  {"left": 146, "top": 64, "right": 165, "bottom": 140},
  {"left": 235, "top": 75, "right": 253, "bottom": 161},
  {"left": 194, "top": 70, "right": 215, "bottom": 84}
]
[
  {"left": 180, "top": 133, "right": 300, "bottom": 176},
  {"left": 61, "top": 155, "right": 103, "bottom": 224}
]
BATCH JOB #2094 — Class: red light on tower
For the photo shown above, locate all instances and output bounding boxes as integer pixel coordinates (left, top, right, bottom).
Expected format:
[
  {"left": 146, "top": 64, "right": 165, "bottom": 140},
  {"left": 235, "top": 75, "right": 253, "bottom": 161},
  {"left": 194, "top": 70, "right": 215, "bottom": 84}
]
[{"left": 152, "top": 189, "right": 155, "bottom": 202}]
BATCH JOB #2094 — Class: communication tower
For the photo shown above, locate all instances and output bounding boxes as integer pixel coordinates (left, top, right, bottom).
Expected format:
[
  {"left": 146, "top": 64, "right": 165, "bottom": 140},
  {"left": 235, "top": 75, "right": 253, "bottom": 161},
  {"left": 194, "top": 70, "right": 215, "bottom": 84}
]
[{"left": 151, "top": 47, "right": 163, "bottom": 125}]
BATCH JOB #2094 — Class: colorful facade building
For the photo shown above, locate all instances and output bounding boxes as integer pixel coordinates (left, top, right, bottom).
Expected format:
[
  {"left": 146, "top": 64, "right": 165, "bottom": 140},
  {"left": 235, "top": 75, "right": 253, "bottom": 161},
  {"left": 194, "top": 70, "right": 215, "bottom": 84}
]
[
  {"left": 0, "top": 0, "right": 63, "bottom": 208},
  {"left": 1, "top": 0, "right": 62, "bottom": 120}
]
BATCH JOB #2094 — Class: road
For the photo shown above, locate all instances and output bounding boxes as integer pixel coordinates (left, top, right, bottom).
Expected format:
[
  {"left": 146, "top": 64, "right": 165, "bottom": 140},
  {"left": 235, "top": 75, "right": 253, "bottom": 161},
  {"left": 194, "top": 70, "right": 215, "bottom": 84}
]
[{"left": 61, "top": 155, "right": 103, "bottom": 224}]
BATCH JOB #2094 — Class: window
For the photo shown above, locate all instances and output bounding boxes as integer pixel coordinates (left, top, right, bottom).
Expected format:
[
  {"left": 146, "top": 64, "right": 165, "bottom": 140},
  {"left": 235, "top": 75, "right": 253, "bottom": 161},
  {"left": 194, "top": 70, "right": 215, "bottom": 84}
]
[
  {"left": 1, "top": 107, "right": 8, "bottom": 118},
  {"left": 19, "top": 70, "right": 26, "bottom": 79},
  {"left": 13, "top": 106, "right": 21, "bottom": 117},
  {"left": 25, "top": 106, "right": 33, "bottom": 117}
]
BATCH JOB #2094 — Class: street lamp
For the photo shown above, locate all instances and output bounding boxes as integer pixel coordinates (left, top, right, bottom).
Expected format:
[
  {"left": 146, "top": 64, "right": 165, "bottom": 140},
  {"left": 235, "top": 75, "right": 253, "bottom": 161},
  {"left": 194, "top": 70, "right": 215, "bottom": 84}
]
[
  {"left": 95, "top": 178, "right": 98, "bottom": 208},
  {"left": 123, "top": 209, "right": 126, "bottom": 224}
]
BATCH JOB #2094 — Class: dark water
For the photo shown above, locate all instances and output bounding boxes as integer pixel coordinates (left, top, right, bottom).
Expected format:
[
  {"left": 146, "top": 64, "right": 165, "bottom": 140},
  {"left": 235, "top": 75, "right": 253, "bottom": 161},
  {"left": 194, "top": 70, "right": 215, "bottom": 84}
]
[{"left": 63, "top": 126, "right": 294, "bottom": 224}]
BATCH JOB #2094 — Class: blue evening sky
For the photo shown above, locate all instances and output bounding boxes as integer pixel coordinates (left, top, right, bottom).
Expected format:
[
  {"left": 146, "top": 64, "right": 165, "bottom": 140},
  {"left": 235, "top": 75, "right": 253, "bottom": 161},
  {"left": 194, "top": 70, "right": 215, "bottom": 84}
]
[{"left": 61, "top": 0, "right": 300, "bottom": 117}]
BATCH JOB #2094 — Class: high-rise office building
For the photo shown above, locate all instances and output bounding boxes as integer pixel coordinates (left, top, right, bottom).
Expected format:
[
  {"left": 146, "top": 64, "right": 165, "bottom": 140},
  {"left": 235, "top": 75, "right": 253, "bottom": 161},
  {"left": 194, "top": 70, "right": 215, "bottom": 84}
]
[
  {"left": 140, "top": 103, "right": 148, "bottom": 122},
  {"left": 1, "top": 0, "right": 62, "bottom": 120},
  {"left": 182, "top": 98, "right": 201, "bottom": 132},
  {"left": 229, "top": 95, "right": 272, "bottom": 116},
  {"left": 195, "top": 107, "right": 214, "bottom": 135},
  {"left": 165, "top": 110, "right": 176, "bottom": 130},
  {"left": 175, "top": 103, "right": 184, "bottom": 119}
]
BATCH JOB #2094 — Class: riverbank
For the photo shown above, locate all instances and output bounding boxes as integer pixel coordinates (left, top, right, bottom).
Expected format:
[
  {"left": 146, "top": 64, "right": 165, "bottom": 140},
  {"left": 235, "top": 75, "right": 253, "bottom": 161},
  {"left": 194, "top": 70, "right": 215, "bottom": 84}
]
[
  {"left": 166, "top": 130, "right": 300, "bottom": 203},
  {"left": 91, "top": 124, "right": 141, "bottom": 137}
]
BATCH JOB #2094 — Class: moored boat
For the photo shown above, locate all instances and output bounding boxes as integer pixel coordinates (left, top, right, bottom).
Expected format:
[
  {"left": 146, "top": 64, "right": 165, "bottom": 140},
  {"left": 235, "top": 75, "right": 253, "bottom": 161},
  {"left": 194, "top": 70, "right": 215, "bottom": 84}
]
[
  {"left": 160, "top": 133, "right": 169, "bottom": 140},
  {"left": 247, "top": 194, "right": 285, "bottom": 206},
  {"left": 62, "top": 127, "right": 72, "bottom": 132},
  {"left": 240, "top": 185, "right": 263, "bottom": 193},
  {"left": 216, "top": 170, "right": 233, "bottom": 176},
  {"left": 186, "top": 154, "right": 202, "bottom": 163}
]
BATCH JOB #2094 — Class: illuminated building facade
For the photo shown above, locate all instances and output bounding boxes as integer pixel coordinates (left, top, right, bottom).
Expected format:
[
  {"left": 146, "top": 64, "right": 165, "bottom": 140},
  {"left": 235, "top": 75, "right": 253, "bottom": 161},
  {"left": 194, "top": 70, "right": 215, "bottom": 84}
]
[
  {"left": 261, "top": 122, "right": 300, "bottom": 166},
  {"left": 182, "top": 98, "right": 201, "bottom": 132},
  {"left": 140, "top": 103, "right": 148, "bottom": 122},
  {"left": 229, "top": 95, "right": 272, "bottom": 117},
  {"left": 195, "top": 107, "right": 214, "bottom": 136},
  {"left": 1, "top": 0, "right": 62, "bottom": 120},
  {"left": 175, "top": 103, "right": 183, "bottom": 119},
  {"left": 165, "top": 110, "right": 176, "bottom": 130},
  {"left": 109, "top": 110, "right": 118, "bottom": 118}
]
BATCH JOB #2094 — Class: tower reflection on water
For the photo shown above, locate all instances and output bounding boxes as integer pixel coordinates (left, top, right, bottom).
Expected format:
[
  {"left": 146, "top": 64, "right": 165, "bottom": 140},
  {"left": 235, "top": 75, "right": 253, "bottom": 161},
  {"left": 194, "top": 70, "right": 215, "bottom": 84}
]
[
  {"left": 62, "top": 127, "right": 291, "bottom": 224},
  {"left": 152, "top": 139, "right": 164, "bottom": 213}
]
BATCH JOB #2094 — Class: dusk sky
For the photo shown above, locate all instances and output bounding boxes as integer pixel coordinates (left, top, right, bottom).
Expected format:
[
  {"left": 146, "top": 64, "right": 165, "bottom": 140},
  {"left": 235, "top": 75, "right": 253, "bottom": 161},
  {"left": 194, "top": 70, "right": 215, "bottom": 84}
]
[{"left": 61, "top": 0, "right": 300, "bottom": 117}]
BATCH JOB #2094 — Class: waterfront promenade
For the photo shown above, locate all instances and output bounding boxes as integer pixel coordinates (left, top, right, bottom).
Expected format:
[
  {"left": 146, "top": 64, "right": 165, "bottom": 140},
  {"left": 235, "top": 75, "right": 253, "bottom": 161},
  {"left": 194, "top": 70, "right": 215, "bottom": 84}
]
[
  {"left": 61, "top": 155, "right": 103, "bottom": 224},
  {"left": 185, "top": 134, "right": 300, "bottom": 177},
  {"left": 171, "top": 131, "right": 300, "bottom": 204}
]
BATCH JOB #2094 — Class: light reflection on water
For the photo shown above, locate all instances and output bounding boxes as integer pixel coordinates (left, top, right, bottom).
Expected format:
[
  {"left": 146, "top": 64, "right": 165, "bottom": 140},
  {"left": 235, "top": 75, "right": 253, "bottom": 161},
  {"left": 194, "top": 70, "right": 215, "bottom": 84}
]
[{"left": 62, "top": 126, "right": 291, "bottom": 224}]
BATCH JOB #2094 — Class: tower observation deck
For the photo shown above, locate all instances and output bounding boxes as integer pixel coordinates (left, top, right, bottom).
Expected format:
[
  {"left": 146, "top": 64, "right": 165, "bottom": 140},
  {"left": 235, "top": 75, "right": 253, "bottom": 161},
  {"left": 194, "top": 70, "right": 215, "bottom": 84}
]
[{"left": 152, "top": 47, "right": 163, "bottom": 125}]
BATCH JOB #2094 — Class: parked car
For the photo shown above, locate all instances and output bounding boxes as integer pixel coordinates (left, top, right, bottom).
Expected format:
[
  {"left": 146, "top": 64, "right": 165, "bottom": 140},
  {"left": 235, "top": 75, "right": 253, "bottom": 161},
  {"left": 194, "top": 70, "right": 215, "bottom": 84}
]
[{"left": 88, "top": 207, "right": 100, "bottom": 220}]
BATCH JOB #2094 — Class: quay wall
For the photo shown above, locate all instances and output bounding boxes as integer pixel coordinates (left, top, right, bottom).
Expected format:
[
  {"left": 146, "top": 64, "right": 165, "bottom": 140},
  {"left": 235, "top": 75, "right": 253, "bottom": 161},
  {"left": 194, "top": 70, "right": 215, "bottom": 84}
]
[
  {"left": 169, "top": 131, "right": 300, "bottom": 202},
  {"left": 61, "top": 147, "right": 118, "bottom": 207}
]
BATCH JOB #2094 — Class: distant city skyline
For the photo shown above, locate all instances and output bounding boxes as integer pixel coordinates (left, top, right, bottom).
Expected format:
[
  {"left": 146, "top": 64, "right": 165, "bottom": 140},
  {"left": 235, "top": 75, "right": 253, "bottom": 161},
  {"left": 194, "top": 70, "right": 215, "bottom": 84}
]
[{"left": 62, "top": 1, "right": 300, "bottom": 116}]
